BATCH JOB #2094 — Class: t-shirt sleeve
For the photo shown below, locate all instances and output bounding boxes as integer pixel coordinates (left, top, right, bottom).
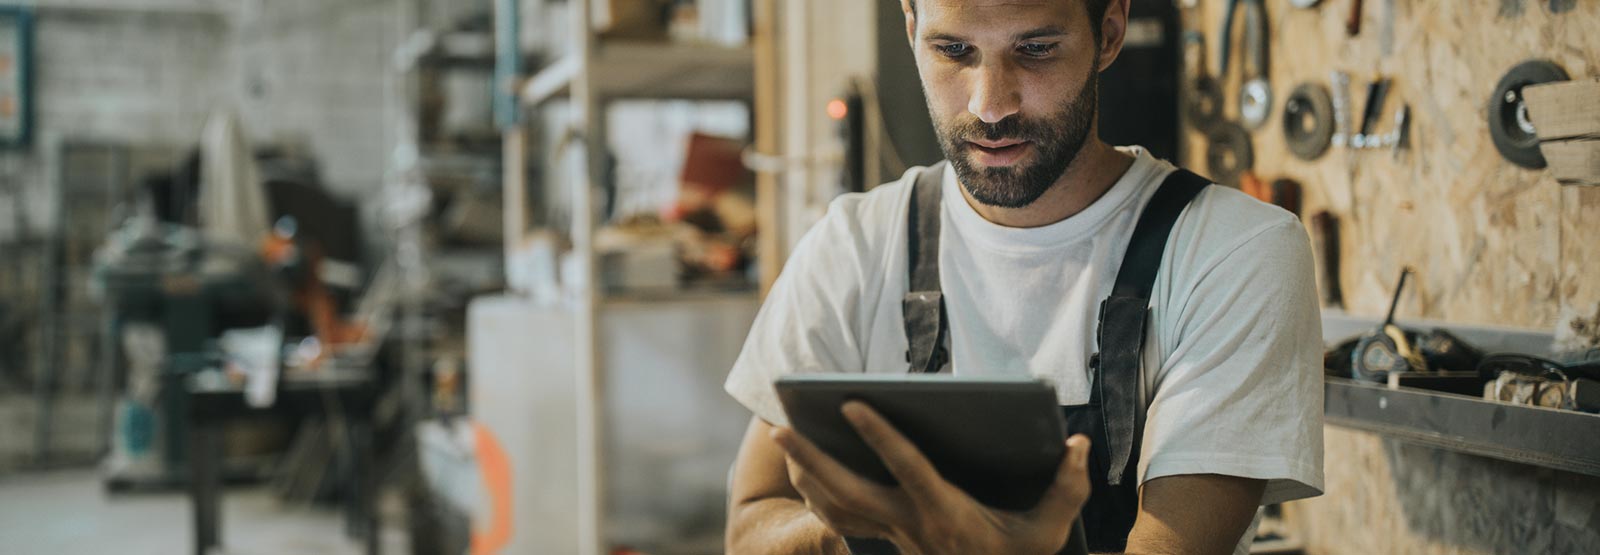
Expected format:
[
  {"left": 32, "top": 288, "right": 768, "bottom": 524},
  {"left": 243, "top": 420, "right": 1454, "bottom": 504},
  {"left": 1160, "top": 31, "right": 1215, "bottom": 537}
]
[
  {"left": 1139, "top": 217, "right": 1326, "bottom": 506},
  {"left": 724, "top": 198, "right": 874, "bottom": 427}
]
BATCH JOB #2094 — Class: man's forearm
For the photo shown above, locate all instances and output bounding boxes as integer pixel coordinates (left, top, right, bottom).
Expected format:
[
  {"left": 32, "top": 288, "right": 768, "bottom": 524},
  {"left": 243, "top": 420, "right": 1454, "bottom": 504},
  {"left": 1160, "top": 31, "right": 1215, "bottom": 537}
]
[{"left": 727, "top": 497, "right": 849, "bottom": 555}]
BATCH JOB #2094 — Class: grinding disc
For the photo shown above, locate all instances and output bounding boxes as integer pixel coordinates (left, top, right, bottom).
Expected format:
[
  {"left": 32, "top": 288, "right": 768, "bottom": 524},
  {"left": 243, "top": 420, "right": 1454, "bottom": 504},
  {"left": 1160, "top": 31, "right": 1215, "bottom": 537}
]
[
  {"left": 1186, "top": 75, "right": 1225, "bottom": 131},
  {"left": 1283, "top": 82, "right": 1335, "bottom": 160},
  {"left": 1205, "top": 122, "right": 1254, "bottom": 186},
  {"left": 1488, "top": 60, "right": 1569, "bottom": 169}
]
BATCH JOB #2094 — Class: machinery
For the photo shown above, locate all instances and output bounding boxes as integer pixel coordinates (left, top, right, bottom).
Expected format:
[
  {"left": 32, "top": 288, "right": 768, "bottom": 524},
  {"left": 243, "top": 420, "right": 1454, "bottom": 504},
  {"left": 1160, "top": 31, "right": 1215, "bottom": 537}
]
[{"left": 93, "top": 219, "right": 285, "bottom": 488}]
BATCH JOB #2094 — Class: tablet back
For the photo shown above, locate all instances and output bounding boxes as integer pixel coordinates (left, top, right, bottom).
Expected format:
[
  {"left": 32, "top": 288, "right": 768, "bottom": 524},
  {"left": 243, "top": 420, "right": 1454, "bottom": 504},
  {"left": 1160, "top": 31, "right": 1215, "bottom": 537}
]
[{"left": 774, "top": 374, "right": 1065, "bottom": 512}]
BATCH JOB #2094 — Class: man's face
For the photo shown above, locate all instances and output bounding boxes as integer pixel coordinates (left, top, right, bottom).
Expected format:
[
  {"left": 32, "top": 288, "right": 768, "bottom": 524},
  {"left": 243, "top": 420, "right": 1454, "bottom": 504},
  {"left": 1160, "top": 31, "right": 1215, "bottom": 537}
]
[{"left": 908, "top": 0, "right": 1107, "bottom": 209}]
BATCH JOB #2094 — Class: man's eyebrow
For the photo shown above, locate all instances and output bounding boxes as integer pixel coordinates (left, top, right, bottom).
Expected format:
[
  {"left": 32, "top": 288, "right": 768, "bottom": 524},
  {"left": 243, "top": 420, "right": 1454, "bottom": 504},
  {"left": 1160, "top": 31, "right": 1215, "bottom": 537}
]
[
  {"left": 921, "top": 27, "right": 1068, "bottom": 43},
  {"left": 1015, "top": 26, "right": 1067, "bottom": 41}
]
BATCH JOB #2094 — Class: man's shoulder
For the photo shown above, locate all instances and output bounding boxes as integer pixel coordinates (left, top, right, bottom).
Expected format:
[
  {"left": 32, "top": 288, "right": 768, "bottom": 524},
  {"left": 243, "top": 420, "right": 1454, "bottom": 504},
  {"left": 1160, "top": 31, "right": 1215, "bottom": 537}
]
[
  {"left": 1178, "top": 172, "right": 1304, "bottom": 249},
  {"left": 828, "top": 166, "right": 923, "bottom": 221},
  {"left": 808, "top": 166, "right": 926, "bottom": 245}
]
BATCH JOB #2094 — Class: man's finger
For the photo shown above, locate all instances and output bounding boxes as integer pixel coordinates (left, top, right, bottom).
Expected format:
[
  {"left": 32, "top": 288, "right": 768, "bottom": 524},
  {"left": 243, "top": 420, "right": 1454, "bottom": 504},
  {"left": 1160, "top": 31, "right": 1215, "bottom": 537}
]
[
  {"left": 771, "top": 427, "right": 897, "bottom": 522},
  {"left": 839, "top": 401, "right": 950, "bottom": 505},
  {"left": 1034, "top": 434, "right": 1092, "bottom": 521},
  {"left": 801, "top": 496, "right": 884, "bottom": 539}
]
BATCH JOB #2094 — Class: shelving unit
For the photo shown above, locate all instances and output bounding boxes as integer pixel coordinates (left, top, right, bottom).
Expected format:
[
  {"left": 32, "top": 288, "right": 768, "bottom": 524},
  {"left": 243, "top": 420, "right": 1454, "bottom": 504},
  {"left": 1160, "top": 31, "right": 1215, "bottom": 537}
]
[
  {"left": 1325, "top": 378, "right": 1600, "bottom": 477},
  {"left": 1320, "top": 312, "right": 1600, "bottom": 478},
  {"left": 493, "top": 1, "right": 778, "bottom": 554},
  {"left": 522, "top": 42, "right": 755, "bottom": 104}
]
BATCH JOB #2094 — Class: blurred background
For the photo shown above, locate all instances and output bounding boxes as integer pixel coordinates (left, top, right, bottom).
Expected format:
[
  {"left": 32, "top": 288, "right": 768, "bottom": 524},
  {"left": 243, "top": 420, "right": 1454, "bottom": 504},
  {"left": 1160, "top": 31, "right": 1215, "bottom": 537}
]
[{"left": 0, "top": 1, "right": 1599, "bottom": 554}]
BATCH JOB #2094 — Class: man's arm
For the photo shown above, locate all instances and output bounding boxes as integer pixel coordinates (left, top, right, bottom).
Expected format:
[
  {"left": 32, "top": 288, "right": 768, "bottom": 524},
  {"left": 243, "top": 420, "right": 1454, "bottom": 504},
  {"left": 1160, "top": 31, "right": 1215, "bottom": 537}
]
[
  {"left": 1124, "top": 474, "right": 1266, "bottom": 555},
  {"left": 726, "top": 416, "right": 848, "bottom": 555},
  {"left": 728, "top": 409, "right": 1263, "bottom": 555}
]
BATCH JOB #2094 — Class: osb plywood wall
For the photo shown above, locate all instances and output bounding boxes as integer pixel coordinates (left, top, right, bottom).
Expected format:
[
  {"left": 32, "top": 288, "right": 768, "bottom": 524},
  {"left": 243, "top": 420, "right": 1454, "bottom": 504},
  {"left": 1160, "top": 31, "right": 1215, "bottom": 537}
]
[
  {"left": 1177, "top": 1, "right": 1600, "bottom": 553},
  {"left": 1180, "top": 0, "right": 1599, "bottom": 329}
]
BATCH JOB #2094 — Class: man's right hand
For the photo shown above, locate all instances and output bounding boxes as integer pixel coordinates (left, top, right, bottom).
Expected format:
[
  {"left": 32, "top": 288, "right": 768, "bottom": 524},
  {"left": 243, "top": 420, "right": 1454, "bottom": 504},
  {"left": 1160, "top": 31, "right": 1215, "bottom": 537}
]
[
  {"left": 725, "top": 408, "right": 1092, "bottom": 555},
  {"left": 772, "top": 401, "right": 1091, "bottom": 555}
]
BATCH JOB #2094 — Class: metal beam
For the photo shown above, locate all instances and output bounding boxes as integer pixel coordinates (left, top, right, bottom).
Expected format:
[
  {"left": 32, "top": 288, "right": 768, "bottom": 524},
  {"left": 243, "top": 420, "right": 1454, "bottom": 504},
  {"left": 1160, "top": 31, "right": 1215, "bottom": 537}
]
[
  {"left": 21, "top": 0, "right": 230, "bottom": 16},
  {"left": 1326, "top": 379, "right": 1600, "bottom": 477}
]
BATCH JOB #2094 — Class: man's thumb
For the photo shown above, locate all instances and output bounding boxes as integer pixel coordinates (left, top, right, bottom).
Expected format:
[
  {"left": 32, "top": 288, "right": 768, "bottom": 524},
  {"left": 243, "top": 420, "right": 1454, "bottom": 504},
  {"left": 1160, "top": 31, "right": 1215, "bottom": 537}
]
[{"left": 1037, "top": 434, "right": 1092, "bottom": 519}]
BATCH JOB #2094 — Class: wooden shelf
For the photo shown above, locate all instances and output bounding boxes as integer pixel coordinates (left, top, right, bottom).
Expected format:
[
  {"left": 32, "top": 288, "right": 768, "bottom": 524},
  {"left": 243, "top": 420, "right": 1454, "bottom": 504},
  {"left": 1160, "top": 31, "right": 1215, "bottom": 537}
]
[
  {"left": 521, "top": 41, "right": 754, "bottom": 105},
  {"left": 1324, "top": 378, "right": 1600, "bottom": 477}
]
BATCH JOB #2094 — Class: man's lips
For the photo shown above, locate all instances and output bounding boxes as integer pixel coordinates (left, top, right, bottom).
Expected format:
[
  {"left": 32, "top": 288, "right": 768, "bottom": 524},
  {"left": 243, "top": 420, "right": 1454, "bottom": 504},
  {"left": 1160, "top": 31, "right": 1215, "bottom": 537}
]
[
  {"left": 964, "top": 138, "right": 1032, "bottom": 166},
  {"left": 968, "top": 138, "right": 1026, "bottom": 149}
]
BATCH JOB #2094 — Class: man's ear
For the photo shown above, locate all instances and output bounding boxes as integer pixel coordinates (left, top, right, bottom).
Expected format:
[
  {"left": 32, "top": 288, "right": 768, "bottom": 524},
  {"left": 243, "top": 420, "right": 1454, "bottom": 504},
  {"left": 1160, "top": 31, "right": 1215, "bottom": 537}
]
[
  {"left": 902, "top": 0, "right": 916, "bottom": 49},
  {"left": 1098, "top": 0, "right": 1132, "bottom": 72}
]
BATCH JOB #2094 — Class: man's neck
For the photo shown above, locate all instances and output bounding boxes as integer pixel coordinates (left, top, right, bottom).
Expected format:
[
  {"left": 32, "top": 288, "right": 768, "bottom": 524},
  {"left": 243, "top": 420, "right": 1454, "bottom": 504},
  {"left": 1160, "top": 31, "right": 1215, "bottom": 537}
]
[{"left": 957, "top": 139, "right": 1136, "bottom": 229}]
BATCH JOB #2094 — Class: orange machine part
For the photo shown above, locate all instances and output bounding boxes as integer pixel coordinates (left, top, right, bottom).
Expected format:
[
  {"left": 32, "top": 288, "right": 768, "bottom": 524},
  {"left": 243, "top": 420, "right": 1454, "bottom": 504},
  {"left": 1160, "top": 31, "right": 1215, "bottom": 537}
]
[{"left": 470, "top": 423, "right": 514, "bottom": 555}]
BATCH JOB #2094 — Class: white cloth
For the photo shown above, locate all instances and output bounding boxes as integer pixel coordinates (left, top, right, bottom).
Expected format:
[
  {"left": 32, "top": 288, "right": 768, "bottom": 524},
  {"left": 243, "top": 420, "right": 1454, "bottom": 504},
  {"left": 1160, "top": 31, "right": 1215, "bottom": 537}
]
[{"left": 725, "top": 147, "right": 1325, "bottom": 523}]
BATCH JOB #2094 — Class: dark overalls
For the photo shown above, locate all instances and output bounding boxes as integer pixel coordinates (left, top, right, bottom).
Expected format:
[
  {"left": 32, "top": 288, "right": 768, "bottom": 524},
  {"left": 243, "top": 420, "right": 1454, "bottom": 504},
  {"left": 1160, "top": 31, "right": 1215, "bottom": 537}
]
[{"left": 845, "top": 161, "right": 1211, "bottom": 554}]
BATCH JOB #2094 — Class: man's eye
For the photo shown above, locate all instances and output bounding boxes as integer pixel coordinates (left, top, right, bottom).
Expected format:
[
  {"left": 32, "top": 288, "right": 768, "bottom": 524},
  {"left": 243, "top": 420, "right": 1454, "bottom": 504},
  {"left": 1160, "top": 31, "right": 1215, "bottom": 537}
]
[
  {"left": 1018, "top": 43, "right": 1058, "bottom": 57},
  {"left": 935, "top": 43, "right": 972, "bottom": 58}
]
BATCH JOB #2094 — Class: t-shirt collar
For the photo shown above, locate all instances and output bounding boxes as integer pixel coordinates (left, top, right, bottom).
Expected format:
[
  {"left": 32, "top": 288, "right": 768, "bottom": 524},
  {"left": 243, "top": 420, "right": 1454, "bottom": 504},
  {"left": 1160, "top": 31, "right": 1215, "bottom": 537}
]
[{"left": 942, "top": 145, "right": 1161, "bottom": 253}]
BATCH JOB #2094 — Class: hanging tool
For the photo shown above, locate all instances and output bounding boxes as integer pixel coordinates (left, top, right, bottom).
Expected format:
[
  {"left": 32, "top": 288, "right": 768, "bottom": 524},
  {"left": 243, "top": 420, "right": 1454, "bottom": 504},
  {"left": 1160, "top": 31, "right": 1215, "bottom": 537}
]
[
  {"left": 1488, "top": 59, "right": 1571, "bottom": 169},
  {"left": 1346, "top": 0, "right": 1363, "bottom": 36},
  {"left": 1270, "top": 178, "right": 1303, "bottom": 216},
  {"left": 1205, "top": 122, "right": 1254, "bottom": 186},
  {"left": 1329, "top": 71, "right": 1353, "bottom": 148},
  {"left": 1353, "top": 77, "right": 1391, "bottom": 148},
  {"left": 1219, "top": 0, "right": 1272, "bottom": 130},
  {"left": 1309, "top": 212, "right": 1343, "bottom": 309},
  {"left": 1345, "top": 76, "right": 1410, "bottom": 155},
  {"left": 1283, "top": 82, "right": 1335, "bottom": 160},
  {"left": 1183, "top": 31, "right": 1224, "bottom": 132}
]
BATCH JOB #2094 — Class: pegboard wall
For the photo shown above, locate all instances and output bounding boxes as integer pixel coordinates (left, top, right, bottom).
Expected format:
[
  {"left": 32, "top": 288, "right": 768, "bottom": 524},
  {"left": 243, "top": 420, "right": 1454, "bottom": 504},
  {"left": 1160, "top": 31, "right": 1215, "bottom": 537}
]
[
  {"left": 1179, "top": 0, "right": 1600, "bottom": 334},
  {"left": 1176, "top": 2, "right": 1600, "bottom": 552}
]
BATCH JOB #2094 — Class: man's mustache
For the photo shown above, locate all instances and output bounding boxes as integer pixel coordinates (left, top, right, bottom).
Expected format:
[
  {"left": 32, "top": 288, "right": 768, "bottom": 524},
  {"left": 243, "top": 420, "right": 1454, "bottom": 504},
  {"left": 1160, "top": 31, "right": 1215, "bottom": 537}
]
[{"left": 946, "top": 116, "right": 1047, "bottom": 143}]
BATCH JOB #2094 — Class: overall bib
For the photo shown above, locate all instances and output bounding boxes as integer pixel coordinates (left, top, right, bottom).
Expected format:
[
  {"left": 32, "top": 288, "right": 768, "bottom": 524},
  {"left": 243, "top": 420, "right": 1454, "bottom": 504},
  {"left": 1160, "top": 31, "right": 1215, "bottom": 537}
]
[{"left": 844, "top": 161, "right": 1210, "bottom": 554}]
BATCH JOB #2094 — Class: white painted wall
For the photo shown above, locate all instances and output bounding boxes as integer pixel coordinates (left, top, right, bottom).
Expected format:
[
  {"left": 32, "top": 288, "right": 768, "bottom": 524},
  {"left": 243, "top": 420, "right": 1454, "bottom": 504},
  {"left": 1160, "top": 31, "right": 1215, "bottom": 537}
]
[{"left": 778, "top": 0, "right": 877, "bottom": 255}]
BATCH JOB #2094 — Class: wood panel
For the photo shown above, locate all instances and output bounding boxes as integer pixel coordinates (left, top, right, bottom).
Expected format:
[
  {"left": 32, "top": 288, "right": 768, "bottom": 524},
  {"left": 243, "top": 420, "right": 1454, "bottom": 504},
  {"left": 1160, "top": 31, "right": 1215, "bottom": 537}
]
[
  {"left": 1177, "top": 2, "right": 1600, "bottom": 553},
  {"left": 1180, "top": 0, "right": 1600, "bottom": 331}
]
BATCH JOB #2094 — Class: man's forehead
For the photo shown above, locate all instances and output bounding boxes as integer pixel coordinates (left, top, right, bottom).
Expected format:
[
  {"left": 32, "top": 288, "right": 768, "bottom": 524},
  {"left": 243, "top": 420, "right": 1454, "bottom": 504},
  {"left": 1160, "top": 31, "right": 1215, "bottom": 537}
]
[
  {"left": 927, "top": 0, "right": 1058, "bottom": 8},
  {"left": 915, "top": 0, "right": 1075, "bottom": 33},
  {"left": 920, "top": 0, "right": 1078, "bottom": 23}
]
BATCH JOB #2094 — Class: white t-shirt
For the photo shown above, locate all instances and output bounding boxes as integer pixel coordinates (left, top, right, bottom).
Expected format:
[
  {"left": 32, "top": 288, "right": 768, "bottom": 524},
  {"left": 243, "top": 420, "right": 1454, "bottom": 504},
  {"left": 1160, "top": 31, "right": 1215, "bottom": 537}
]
[{"left": 725, "top": 147, "right": 1325, "bottom": 548}]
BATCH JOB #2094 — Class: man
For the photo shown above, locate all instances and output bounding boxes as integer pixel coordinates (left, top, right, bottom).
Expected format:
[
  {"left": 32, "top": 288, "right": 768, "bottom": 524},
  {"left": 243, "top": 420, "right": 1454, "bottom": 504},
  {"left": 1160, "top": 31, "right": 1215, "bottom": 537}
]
[{"left": 723, "top": 1, "right": 1324, "bottom": 553}]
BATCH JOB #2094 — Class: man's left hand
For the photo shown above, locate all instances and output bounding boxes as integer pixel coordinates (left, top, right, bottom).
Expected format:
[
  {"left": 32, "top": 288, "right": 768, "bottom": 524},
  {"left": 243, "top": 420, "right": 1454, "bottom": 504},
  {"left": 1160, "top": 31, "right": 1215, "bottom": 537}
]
[{"left": 770, "top": 401, "right": 1092, "bottom": 555}]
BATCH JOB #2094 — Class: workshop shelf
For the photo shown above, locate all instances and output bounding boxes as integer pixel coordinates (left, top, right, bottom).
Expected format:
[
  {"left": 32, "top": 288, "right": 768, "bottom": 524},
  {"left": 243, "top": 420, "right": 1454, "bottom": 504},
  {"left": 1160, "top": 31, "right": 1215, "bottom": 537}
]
[
  {"left": 522, "top": 41, "right": 754, "bottom": 104},
  {"left": 1324, "top": 378, "right": 1600, "bottom": 478}
]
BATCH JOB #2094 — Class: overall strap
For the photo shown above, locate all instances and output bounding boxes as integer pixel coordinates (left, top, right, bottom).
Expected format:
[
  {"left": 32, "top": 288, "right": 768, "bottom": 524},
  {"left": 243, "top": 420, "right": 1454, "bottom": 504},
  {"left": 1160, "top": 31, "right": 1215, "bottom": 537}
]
[
  {"left": 1096, "top": 168, "right": 1211, "bottom": 485},
  {"left": 904, "top": 161, "right": 949, "bottom": 373}
]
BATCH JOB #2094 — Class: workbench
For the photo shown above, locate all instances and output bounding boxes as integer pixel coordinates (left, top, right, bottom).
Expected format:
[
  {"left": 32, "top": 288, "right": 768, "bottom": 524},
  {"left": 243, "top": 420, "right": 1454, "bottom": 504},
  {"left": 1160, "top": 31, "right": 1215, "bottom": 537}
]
[{"left": 185, "top": 367, "right": 379, "bottom": 555}]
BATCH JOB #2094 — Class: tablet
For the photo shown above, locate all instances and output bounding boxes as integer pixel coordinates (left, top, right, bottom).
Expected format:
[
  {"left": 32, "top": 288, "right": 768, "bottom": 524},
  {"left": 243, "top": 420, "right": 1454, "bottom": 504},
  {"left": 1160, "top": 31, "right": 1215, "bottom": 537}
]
[{"left": 774, "top": 374, "right": 1088, "bottom": 555}]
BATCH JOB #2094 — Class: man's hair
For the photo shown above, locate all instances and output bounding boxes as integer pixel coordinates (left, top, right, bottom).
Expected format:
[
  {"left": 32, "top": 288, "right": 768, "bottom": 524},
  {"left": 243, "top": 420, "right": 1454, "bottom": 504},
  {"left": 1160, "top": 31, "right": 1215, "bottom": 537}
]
[{"left": 908, "top": 0, "right": 1113, "bottom": 42}]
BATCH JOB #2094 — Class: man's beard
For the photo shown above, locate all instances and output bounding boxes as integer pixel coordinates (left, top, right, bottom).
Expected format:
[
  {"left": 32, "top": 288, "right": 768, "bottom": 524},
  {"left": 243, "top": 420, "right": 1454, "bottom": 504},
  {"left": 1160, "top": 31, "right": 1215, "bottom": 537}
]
[{"left": 932, "top": 64, "right": 1099, "bottom": 209}]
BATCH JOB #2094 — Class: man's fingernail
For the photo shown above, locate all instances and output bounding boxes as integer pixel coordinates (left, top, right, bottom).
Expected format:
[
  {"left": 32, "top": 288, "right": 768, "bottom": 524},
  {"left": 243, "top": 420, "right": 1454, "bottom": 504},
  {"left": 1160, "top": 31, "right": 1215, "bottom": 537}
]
[
  {"left": 1071, "top": 436, "right": 1090, "bottom": 467},
  {"left": 840, "top": 402, "right": 864, "bottom": 422}
]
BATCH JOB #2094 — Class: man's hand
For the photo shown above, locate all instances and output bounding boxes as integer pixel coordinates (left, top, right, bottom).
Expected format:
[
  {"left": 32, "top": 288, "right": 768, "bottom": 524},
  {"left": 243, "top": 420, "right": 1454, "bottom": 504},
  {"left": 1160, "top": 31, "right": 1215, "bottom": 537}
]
[{"left": 770, "top": 401, "right": 1092, "bottom": 555}]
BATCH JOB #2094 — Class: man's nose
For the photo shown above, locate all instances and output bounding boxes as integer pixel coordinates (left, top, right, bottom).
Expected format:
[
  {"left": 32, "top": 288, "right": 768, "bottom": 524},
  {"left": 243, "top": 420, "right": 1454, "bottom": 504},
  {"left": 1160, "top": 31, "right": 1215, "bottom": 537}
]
[{"left": 967, "top": 57, "right": 1021, "bottom": 124}]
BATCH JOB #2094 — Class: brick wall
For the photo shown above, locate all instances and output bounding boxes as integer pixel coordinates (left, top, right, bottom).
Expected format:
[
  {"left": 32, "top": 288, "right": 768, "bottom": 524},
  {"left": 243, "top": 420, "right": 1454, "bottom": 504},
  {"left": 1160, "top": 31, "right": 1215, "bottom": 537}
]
[
  {"left": 0, "top": 1, "right": 412, "bottom": 464},
  {"left": 0, "top": 1, "right": 410, "bottom": 236}
]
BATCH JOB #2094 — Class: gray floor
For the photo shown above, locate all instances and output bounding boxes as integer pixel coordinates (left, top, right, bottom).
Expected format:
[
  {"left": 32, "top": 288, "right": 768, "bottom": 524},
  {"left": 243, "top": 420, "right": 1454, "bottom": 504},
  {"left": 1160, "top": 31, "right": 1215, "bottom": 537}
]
[{"left": 0, "top": 469, "right": 408, "bottom": 555}]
